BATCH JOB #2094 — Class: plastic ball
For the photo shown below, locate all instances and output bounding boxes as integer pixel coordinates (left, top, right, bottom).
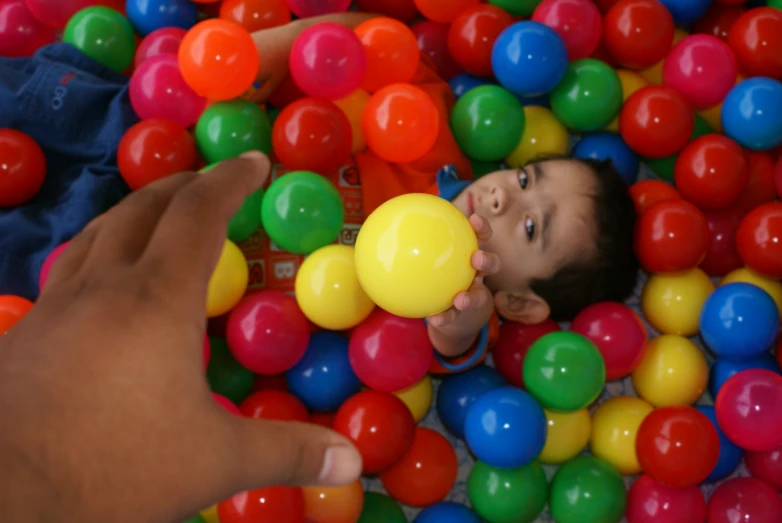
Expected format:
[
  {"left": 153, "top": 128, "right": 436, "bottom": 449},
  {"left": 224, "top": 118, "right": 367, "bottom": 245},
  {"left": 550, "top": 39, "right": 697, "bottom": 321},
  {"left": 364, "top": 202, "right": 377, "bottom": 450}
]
[
  {"left": 736, "top": 202, "right": 782, "bottom": 278},
  {"left": 0, "top": 128, "right": 46, "bottom": 208},
  {"left": 272, "top": 97, "right": 352, "bottom": 174},
  {"left": 126, "top": 0, "right": 197, "bottom": 36},
  {"left": 332, "top": 88, "right": 370, "bottom": 154},
  {"left": 640, "top": 268, "right": 715, "bottom": 336},
  {"left": 625, "top": 474, "right": 707, "bottom": 523},
  {"left": 696, "top": 404, "right": 744, "bottom": 482},
  {"left": 604, "top": 69, "right": 649, "bottom": 132},
  {"left": 205, "top": 240, "right": 248, "bottom": 318},
  {"left": 492, "top": 319, "right": 560, "bottom": 388},
  {"left": 22, "top": 0, "right": 86, "bottom": 29},
  {"left": 63, "top": 6, "right": 135, "bottom": 73},
  {"left": 736, "top": 150, "right": 777, "bottom": 215},
  {"left": 633, "top": 199, "right": 708, "bottom": 273},
  {"left": 448, "top": 4, "right": 513, "bottom": 78},
  {"left": 447, "top": 73, "right": 491, "bottom": 99},
  {"left": 662, "top": 35, "right": 737, "bottom": 111},
  {"left": 206, "top": 337, "right": 254, "bottom": 404},
  {"left": 135, "top": 27, "right": 187, "bottom": 69},
  {"left": 745, "top": 445, "right": 782, "bottom": 492},
  {"left": 522, "top": 331, "right": 606, "bottom": 411},
  {"left": 619, "top": 85, "right": 694, "bottom": 159},
  {"left": 590, "top": 396, "right": 653, "bottom": 476},
  {"left": 0, "top": 0, "right": 56, "bottom": 57},
  {"left": 645, "top": 114, "right": 714, "bottom": 181},
  {"left": 700, "top": 282, "right": 780, "bottom": 360},
  {"left": 504, "top": 105, "right": 568, "bottom": 169},
  {"left": 468, "top": 460, "right": 548, "bottom": 523},
  {"left": 393, "top": 375, "right": 432, "bottom": 423},
  {"left": 491, "top": 21, "right": 568, "bottom": 98},
  {"left": 0, "top": 295, "right": 33, "bottom": 334},
  {"left": 700, "top": 206, "right": 744, "bottom": 277},
  {"left": 451, "top": 84, "right": 526, "bottom": 162},
  {"left": 212, "top": 393, "right": 242, "bottom": 416},
  {"left": 691, "top": 3, "right": 744, "bottom": 40},
  {"left": 706, "top": 477, "right": 782, "bottom": 523},
  {"left": 240, "top": 390, "right": 308, "bottom": 422},
  {"left": 464, "top": 386, "right": 547, "bottom": 469},
  {"left": 603, "top": 0, "right": 675, "bottom": 70},
  {"left": 285, "top": 0, "right": 351, "bottom": 18},
  {"left": 636, "top": 405, "right": 720, "bottom": 488},
  {"left": 531, "top": 0, "right": 601, "bottom": 61},
  {"left": 219, "top": 0, "right": 291, "bottom": 33},
  {"left": 354, "top": 17, "right": 419, "bottom": 93},
  {"left": 628, "top": 180, "right": 680, "bottom": 215},
  {"left": 550, "top": 59, "right": 623, "bottom": 132},
  {"left": 413, "top": 502, "right": 480, "bottom": 523},
  {"left": 413, "top": 0, "right": 479, "bottom": 24},
  {"left": 631, "top": 335, "right": 708, "bottom": 407},
  {"left": 129, "top": 54, "right": 207, "bottom": 128},
  {"left": 195, "top": 100, "right": 272, "bottom": 165},
  {"left": 720, "top": 267, "right": 782, "bottom": 317},
  {"left": 549, "top": 456, "right": 627, "bottom": 523},
  {"left": 727, "top": 7, "right": 782, "bottom": 79},
  {"left": 436, "top": 365, "right": 506, "bottom": 439},
  {"left": 357, "top": 492, "right": 406, "bottom": 523},
  {"left": 301, "top": 480, "right": 363, "bottom": 523},
  {"left": 411, "top": 20, "right": 461, "bottom": 81},
  {"left": 572, "top": 132, "right": 639, "bottom": 185},
  {"left": 225, "top": 185, "right": 263, "bottom": 242},
  {"left": 226, "top": 291, "right": 310, "bottom": 375},
  {"left": 722, "top": 78, "right": 782, "bottom": 151},
  {"left": 659, "top": 0, "right": 712, "bottom": 25},
  {"left": 355, "top": 0, "right": 418, "bottom": 24},
  {"left": 711, "top": 355, "right": 781, "bottom": 399},
  {"left": 716, "top": 369, "right": 782, "bottom": 451},
  {"left": 332, "top": 390, "right": 415, "bottom": 475},
  {"left": 354, "top": 193, "right": 477, "bottom": 319},
  {"left": 218, "top": 486, "right": 304, "bottom": 523},
  {"left": 39, "top": 241, "right": 69, "bottom": 292},
  {"left": 539, "top": 408, "right": 591, "bottom": 465}
]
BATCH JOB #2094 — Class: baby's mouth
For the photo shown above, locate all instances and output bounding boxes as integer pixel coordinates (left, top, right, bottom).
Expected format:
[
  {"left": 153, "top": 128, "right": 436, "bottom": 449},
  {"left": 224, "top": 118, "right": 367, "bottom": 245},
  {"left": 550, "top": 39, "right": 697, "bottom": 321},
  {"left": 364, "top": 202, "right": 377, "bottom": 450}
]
[{"left": 466, "top": 191, "right": 475, "bottom": 217}]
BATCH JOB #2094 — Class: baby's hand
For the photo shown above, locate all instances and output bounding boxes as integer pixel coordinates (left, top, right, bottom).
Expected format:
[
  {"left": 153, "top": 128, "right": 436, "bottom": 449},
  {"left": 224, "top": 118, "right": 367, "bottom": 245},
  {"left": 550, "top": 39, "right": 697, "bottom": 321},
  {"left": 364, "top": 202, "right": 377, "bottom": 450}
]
[{"left": 427, "top": 215, "right": 500, "bottom": 349}]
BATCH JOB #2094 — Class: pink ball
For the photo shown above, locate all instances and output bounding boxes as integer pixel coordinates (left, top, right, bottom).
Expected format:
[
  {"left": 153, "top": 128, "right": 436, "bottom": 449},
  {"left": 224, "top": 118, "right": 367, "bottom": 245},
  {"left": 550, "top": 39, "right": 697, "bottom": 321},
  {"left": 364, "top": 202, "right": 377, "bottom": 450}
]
[
  {"left": 715, "top": 369, "right": 782, "bottom": 451},
  {"left": 134, "top": 27, "right": 187, "bottom": 70},
  {"left": 202, "top": 334, "right": 211, "bottom": 371},
  {"left": 348, "top": 309, "right": 432, "bottom": 393},
  {"left": 289, "top": 22, "right": 366, "bottom": 100},
  {"left": 285, "top": 0, "right": 351, "bottom": 18},
  {"left": 706, "top": 477, "right": 782, "bottom": 523},
  {"left": 212, "top": 393, "right": 243, "bottom": 416},
  {"left": 226, "top": 291, "right": 310, "bottom": 375},
  {"left": 24, "top": 0, "right": 87, "bottom": 28},
  {"left": 531, "top": 0, "right": 602, "bottom": 61},
  {"left": 662, "top": 34, "right": 738, "bottom": 110},
  {"left": 39, "top": 241, "right": 70, "bottom": 292},
  {"left": 129, "top": 54, "right": 207, "bottom": 128},
  {"left": 745, "top": 445, "right": 782, "bottom": 492},
  {"left": 570, "top": 301, "right": 648, "bottom": 381},
  {"left": 0, "top": 0, "right": 56, "bottom": 57},
  {"left": 626, "top": 474, "right": 706, "bottom": 523}
]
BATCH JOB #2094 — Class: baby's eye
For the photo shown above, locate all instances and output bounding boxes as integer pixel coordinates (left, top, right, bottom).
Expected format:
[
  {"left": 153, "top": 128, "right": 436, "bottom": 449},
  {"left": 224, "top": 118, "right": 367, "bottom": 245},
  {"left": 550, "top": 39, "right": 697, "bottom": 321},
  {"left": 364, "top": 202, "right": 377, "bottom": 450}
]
[
  {"left": 518, "top": 169, "right": 529, "bottom": 189},
  {"left": 525, "top": 216, "right": 536, "bottom": 241}
]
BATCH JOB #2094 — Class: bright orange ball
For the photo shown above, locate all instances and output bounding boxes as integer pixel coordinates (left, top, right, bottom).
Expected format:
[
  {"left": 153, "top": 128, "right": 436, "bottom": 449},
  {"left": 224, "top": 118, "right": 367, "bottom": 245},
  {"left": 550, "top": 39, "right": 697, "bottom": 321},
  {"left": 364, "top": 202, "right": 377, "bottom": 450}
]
[{"left": 302, "top": 480, "right": 364, "bottom": 523}]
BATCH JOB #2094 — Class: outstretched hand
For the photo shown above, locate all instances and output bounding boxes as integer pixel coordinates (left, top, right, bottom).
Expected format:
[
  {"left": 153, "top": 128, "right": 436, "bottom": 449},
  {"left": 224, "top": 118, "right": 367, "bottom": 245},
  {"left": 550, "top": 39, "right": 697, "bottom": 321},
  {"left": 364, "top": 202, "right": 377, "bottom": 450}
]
[{"left": 0, "top": 152, "right": 362, "bottom": 523}]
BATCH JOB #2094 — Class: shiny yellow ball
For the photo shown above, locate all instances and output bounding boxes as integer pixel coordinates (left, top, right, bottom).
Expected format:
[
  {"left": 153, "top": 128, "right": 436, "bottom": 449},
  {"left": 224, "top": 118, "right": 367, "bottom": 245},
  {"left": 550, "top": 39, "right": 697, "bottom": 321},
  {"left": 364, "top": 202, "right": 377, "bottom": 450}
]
[
  {"left": 354, "top": 193, "right": 477, "bottom": 318},
  {"left": 721, "top": 267, "right": 782, "bottom": 318},
  {"left": 641, "top": 268, "right": 715, "bottom": 336},
  {"left": 538, "top": 408, "right": 591, "bottom": 465},
  {"left": 206, "top": 240, "right": 249, "bottom": 318},
  {"left": 590, "top": 396, "right": 654, "bottom": 475},
  {"left": 504, "top": 105, "right": 568, "bottom": 168},
  {"left": 199, "top": 505, "right": 220, "bottom": 523},
  {"left": 393, "top": 375, "right": 433, "bottom": 423},
  {"left": 631, "top": 335, "right": 708, "bottom": 407}
]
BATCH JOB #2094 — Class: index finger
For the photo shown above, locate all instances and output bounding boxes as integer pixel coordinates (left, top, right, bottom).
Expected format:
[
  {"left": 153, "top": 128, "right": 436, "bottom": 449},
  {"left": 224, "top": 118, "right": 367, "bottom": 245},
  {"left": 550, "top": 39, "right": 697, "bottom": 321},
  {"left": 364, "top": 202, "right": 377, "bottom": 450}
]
[{"left": 469, "top": 214, "right": 493, "bottom": 242}]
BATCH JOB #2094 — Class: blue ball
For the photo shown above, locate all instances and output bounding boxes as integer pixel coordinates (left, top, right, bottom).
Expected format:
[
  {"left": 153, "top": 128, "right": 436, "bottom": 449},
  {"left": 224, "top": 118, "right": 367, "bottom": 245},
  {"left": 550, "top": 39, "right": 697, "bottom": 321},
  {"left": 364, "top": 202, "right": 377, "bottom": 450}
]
[
  {"left": 437, "top": 365, "right": 506, "bottom": 439},
  {"left": 491, "top": 21, "right": 568, "bottom": 98},
  {"left": 695, "top": 405, "right": 743, "bottom": 483},
  {"left": 449, "top": 73, "right": 493, "bottom": 99},
  {"left": 699, "top": 282, "right": 780, "bottom": 361},
  {"left": 414, "top": 502, "right": 481, "bottom": 523},
  {"left": 285, "top": 332, "right": 361, "bottom": 412},
  {"left": 721, "top": 77, "right": 782, "bottom": 151},
  {"left": 126, "top": 0, "right": 198, "bottom": 37},
  {"left": 658, "top": 0, "right": 712, "bottom": 26},
  {"left": 464, "top": 386, "right": 547, "bottom": 469},
  {"left": 572, "top": 131, "right": 640, "bottom": 185},
  {"left": 709, "top": 355, "right": 781, "bottom": 398}
]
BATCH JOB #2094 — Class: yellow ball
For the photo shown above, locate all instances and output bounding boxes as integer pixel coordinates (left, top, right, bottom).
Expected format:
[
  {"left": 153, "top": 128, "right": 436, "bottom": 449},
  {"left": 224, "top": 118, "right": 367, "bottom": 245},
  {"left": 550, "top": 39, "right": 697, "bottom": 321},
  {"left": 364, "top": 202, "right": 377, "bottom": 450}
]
[
  {"left": 504, "top": 105, "right": 568, "bottom": 168},
  {"left": 206, "top": 240, "right": 249, "bottom": 318},
  {"left": 721, "top": 267, "right": 782, "bottom": 318},
  {"left": 641, "top": 268, "right": 715, "bottom": 336},
  {"left": 604, "top": 69, "right": 649, "bottom": 131},
  {"left": 334, "top": 88, "right": 370, "bottom": 154},
  {"left": 631, "top": 335, "right": 708, "bottom": 407},
  {"left": 538, "top": 408, "right": 591, "bottom": 464},
  {"left": 590, "top": 396, "right": 654, "bottom": 475},
  {"left": 354, "top": 193, "right": 478, "bottom": 319},
  {"left": 199, "top": 505, "right": 220, "bottom": 523},
  {"left": 393, "top": 374, "right": 433, "bottom": 423},
  {"left": 295, "top": 244, "right": 375, "bottom": 331}
]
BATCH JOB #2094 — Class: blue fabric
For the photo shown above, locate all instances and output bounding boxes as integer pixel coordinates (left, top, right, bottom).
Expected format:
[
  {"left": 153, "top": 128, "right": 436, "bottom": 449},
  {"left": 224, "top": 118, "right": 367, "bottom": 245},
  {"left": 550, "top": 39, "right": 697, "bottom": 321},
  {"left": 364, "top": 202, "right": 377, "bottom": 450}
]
[{"left": 0, "top": 43, "right": 137, "bottom": 300}]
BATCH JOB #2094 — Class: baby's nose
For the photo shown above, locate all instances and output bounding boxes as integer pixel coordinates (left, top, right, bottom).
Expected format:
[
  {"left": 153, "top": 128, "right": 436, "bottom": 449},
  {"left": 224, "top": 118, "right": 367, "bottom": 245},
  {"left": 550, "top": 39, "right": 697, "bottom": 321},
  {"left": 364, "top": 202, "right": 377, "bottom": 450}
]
[{"left": 488, "top": 186, "right": 508, "bottom": 215}]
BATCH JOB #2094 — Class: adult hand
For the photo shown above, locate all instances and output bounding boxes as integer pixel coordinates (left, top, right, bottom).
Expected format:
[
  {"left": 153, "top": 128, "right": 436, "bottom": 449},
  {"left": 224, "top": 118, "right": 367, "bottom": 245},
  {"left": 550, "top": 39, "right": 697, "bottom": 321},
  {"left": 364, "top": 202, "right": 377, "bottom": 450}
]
[{"left": 0, "top": 152, "right": 362, "bottom": 523}]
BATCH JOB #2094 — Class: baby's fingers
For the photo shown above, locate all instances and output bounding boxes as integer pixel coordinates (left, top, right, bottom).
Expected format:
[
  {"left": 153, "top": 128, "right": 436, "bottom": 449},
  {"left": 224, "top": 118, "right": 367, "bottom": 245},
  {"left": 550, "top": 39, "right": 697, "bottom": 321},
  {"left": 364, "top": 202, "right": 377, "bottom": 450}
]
[
  {"left": 453, "top": 285, "right": 491, "bottom": 312},
  {"left": 429, "top": 308, "right": 458, "bottom": 329},
  {"left": 469, "top": 214, "right": 493, "bottom": 242},
  {"left": 471, "top": 250, "right": 501, "bottom": 275}
]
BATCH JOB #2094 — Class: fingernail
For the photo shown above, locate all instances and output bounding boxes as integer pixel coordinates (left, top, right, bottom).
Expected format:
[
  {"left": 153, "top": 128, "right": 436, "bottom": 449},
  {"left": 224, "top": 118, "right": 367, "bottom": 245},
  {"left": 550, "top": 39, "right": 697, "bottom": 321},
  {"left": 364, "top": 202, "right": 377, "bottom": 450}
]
[
  {"left": 239, "top": 150, "right": 264, "bottom": 160},
  {"left": 462, "top": 295, "right": 471, "bottom": 308},
  {"left": 318, "top": 445, "right": 362, "bottom": 485}
]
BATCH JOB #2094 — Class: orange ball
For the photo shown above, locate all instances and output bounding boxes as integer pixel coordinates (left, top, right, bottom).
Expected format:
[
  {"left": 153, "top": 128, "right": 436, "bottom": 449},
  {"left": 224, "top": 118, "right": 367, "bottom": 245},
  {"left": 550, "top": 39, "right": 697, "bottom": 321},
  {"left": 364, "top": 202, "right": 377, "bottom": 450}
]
[
  {"left": 354, "top": 17, "right": 420, "bottom": 93},
  {"left": 302, "top": 480, "right": 364, "bottom": 523},
  {"left": 178, "top": 19, "right": 260, "bottom": 101},
  {"left": 220, "top": 0, "right": 292, "bottom": 33},
  {"left": 0, "top": 295, "right": 33, "bottom": 335}
]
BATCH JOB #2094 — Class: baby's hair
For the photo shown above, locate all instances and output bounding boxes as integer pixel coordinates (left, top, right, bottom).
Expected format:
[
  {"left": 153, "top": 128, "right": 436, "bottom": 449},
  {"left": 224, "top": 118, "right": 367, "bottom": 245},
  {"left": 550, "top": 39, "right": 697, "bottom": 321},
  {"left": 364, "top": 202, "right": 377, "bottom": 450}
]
[{"left": 526, "top": 155, "right": 639, "bottom": 321}]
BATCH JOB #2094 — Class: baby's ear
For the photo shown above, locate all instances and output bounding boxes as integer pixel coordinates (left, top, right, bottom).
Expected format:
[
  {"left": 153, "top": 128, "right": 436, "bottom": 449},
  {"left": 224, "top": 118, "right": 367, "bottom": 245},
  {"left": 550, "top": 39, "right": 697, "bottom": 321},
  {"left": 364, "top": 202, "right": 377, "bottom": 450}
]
[{"left": 494, "top": 288, "right": 550, "bottom": 325}]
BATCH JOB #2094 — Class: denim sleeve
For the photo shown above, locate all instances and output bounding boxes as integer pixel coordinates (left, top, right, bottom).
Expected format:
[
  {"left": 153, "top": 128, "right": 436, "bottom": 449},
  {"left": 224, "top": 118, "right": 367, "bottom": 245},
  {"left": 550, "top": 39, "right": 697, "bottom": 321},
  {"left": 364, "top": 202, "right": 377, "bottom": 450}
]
[{"left": 0, "top": 43, "right": 138, "bottom": 300}]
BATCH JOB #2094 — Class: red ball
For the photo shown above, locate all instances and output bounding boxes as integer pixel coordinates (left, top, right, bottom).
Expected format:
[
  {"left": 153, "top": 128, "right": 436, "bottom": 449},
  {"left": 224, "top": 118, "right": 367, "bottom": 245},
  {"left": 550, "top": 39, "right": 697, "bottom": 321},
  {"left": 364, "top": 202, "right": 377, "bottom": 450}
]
[
  {"left": 0, "top": 0, "right": 56, "bottom": 57},
  {"left": 727, "top": 7, "right": 782, "bottom": 79},
  {"left": 252, "top": 374, "right": 289, "bottom": 393},
  {"left": 626, "top": 474, "right": 707, "bottom": 523},
  {"left": 735, "top": 151, "right": 777, "bottom": 215},
  {"left": 570, "top": 302, "right": 647, "bottom": 381},
  {"left": 332, "top": 390, "right": 415, "bottom": 475},
  {"left": 619, "top": 86, "right": 694, "bottom": 159},
  {"left": 700, "top": 205, "right": 744, "bottom": 277},
  {"left": 691, "top": 4, "right": 746, "bottom": 41},
  {"left": 674, "top": 134, "right": 749, "bottom": 211},
  {"left": 348, "top": 309, "right": 433, "bottom": 393},
  {"left": 736, "top": 202, "right": 782, "bottom": 279},
  {"left": 635, "top": 405, "right": 720, "bottom": 488},
  {"left": 219, "top": 0, "right": 292, "bottom": 33},
  {"left": 380, "top": 427, "right": 458, "bottom": 507},
  {"left": 413, "top": 0, "right": 480, "bottom": 24},
  {"left": 634, "top": 199, "right": 709, "bottom": 274},
  {"left": 308, "top": 411, "right": 336, "bottom": 428},
  {"left": 745, "top": 445, "right": 782, "bottom": 492},
  {"left": 531, "top": 0, "right": 603, "bottom": 61},
  {"left": 117, "top": 119, "right": 198, "bottom": 191},
  {"left": 603, "top": 0, "right": 674, "bottom": 70},
  {"left": 628, "top": 180, "right": 681, "bottom": 215},
  {"left": 0, "top": 128, "right": 46, "bottom": 208},
  {"left": 775, "top": 156, "right": 782, "bottom": 200},
  {"left": 239, "top": 390, "right": 309, "bottom": 422},
  {"left": 492, "top": 319, "right": 560, "bottom": 388},
  {"left": 706, "top": 477, "right": 782, "bottom": 523},
  {"left": 715, "top": 369, "right": 782, "bottom": 451},
  {"left": 271, "top": 97, "right": 352, "bottom": 175},
  {"left": 218, "top": 486, "right": 305, "bottom": 523},
  {"left": 411, "top": 21, "right": 461, "bottom": 80},
  {"left": 447, "top": 4, "right": 513, "bottom": 77},
  {"left": 212, "top": 393, "right": 242, "bottom": 416}
]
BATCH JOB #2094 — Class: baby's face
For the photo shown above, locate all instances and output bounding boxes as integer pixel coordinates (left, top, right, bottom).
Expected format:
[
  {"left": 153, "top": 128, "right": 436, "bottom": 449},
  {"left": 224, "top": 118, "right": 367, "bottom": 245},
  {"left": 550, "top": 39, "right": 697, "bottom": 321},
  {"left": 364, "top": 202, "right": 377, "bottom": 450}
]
[{"left": 451, "top": 159, "right": 599, "bottom": 293}]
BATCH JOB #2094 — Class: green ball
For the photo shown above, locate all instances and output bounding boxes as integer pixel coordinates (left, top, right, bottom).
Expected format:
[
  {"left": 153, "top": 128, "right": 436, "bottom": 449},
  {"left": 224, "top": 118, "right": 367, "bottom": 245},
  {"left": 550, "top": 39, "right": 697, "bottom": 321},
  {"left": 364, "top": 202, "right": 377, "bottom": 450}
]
[
  {"left": 451, "top": 85, "right": 526, "bottom": 162},
  {"left": 549, "top": 456, "right": 627, "bottom": 523},
  {"left": 468, "top": 460, "right": 548, "bottom": 523},
  {"left": 522, "top": 331, "right": 606, "bottom": 411},
  {"left": 470, "top": 158, "right": 501, "bottom": 179},
  {"left": 550, "top": 59, "right": 622, "bottom": 132},
  {"left": 261, "top": 171, "right": 345, "bottom": 255},
  {"left": 644, "top": 114, "right": 712, "bottom": 181},
  {"left": 228, "top": 188, "right": 264, "bottom": 243},
  {"left": 356, "top": 492, "right": 406, "bottom": 523},
  {"left": 488, "top": 0, "right": 543, "bottom": 16},
  {"left": 182, "top": 516, "right": 206, "bottom": 523},
  {"left": 206, "top": 338, "right": 254, "bottom": 405},
  {"left": 769, "top": 0, "right": 782, "bottom": 9},
  {"left": 62, "top": 6, "right": 136, "bottom": 73},
  {"left": 195, "top": 100, "right": 272, "bottom": 164}
]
